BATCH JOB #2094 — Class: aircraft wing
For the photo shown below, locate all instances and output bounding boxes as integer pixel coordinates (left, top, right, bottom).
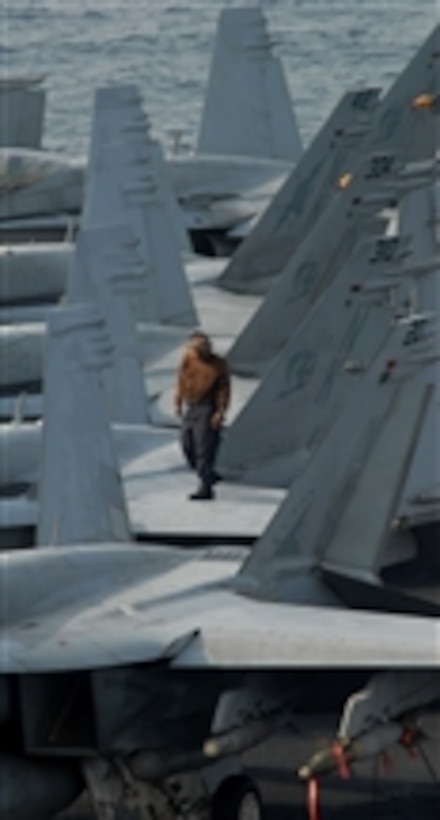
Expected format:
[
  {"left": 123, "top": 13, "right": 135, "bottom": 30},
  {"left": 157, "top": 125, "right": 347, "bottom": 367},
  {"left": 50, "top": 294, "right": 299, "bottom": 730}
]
[
  {"left": 170, "top": 602, "right": 440, "bottom": 669},
  {"left": 1, "top": 544, "right": 438, "bottom": 674}
]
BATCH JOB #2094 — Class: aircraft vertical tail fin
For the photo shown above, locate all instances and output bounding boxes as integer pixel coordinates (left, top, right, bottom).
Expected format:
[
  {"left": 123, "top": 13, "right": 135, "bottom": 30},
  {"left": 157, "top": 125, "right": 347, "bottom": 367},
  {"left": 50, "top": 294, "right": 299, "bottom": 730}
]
[
  {"left": 67, "top": 223, "right": 149, "bottom": 425},
  {"left": 219, "top": 234, "right": 403, "bottom": 485},
  {"left": 388, "top": 185, "right": 440, "bottom": 530},
  {"left": 236, "top": 323, "right": 425, "bottom": 604},
  {"left": 227, "top": 149, "right": 395, "bottom": 375},
  {"left": 37, "top": 304, "right": 131, "bottom": 546},
  {"left": 87, "top": 84, "right": 190, "bottom": 252},
  {"left": 218, "top": 88, "right": 381, "bottom": 293},
  {"left": 322, "top": 381, "right": 432, "bottom": 581},
  {"left": 84, "top": 117, "right": 197, "bottom": 326},
  {"left": 366, "top": 24, "right": 440, "bottom": 163},
  {"left": 220, "top": 23, "right": 439, "bottom": 295},
  {"left": 87, "top": 84, "right": 142, "bottom": 168},
  {"left": 197, "top": 6, "right": 302, "bottom": 161},
  {"left": 0, "top": 77, "right": 45, "bottom": 148}
]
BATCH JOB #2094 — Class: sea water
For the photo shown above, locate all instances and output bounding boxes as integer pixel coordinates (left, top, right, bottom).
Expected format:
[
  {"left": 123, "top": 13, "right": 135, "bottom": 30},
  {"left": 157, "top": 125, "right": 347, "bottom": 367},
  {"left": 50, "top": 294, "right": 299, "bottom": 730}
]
[{"left": 1, "top": 0, "right": 438, "bottom": 160}]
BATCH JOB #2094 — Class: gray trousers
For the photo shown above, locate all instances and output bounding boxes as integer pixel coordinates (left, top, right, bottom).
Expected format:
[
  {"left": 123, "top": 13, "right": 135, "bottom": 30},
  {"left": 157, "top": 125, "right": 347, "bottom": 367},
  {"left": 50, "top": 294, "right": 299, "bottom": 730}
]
[{"left": 181, "top": 403, "right": 220, "bottom": 489}]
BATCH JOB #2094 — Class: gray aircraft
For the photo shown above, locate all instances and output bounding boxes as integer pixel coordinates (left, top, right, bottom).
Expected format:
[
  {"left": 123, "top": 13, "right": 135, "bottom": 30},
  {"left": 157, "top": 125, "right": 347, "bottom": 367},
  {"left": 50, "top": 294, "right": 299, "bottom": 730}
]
[
  {"left": 221, "top": 22, "right": 440, "bottom": 296},
  {"left": 0, "top": 6, "right": 301, "bottom": 249},
  {"left": 0, "top": 22, "right": 438, "bottom": 403},
  {"left": 1, "top": 300, "right": 438, "bottom": 820},
  {"left": 1, "top": 159, "right": 439, "bottom": 558},
  {"left": 0, "top": 95, "right": 433, "bottom": 405},
  {"left": 0, "top": 79, "right": 377, "bottom": 316},
  {"left": 1, "top": 25, "right": 439, "bottom": 819},
  {"left": 0, "top": 168, "right": 427, "bottom": 545}
]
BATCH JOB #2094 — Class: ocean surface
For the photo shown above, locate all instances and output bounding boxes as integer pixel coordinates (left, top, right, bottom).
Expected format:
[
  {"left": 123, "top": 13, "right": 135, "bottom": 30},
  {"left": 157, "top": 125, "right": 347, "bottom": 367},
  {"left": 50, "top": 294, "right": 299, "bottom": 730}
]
[{"left": 2, "top": 0, "right": 438, "bottom": 160}]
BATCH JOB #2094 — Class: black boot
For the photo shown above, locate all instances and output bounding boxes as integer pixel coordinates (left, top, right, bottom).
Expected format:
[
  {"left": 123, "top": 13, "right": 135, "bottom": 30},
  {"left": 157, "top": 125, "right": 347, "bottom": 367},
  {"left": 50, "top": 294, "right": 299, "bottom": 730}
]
[{"left": 189, "top": 484, "right": 214, "bottom": 500}]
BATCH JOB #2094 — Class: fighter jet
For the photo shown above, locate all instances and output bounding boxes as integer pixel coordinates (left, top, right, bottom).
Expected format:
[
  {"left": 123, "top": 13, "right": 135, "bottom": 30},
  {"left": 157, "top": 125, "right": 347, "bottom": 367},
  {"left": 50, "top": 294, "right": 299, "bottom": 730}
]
[
  {"left": 0, "top": 86, "right": 431, "bottom": 409},
  {"left": 1, "top": 28, "right": 437, "bottom": 556},
  {"left": 217, "top": 179, "right": 440, "bottom": 611},
  {"left": 0, "top": 302, "right": 438, "bottom": 820},
  {"left": 0, "top": 219, "right": 283, "bottom": 548},
  {"left": 2, "top": 20, "right": 437, "bottom": 385},
  {"left": 218, "top": 172, "right": 438, "bottom": 484},
  {"left": 0, "top": 6, "right": 302, "bottom": 249},
  {"left": 1, "top": 23, "right": 439, "bottom": 820},
  {"left": 0, "top": 71, "right": 438, "bottom": 567},
  {"left": 224, "top": 21, "right": 440, "bottom": 367},
  {"left": 0, "top": 81, "right": 377, "bottom": 326},
  {"left": 1, "top": 154, "right": 439, "bottom": 561}
]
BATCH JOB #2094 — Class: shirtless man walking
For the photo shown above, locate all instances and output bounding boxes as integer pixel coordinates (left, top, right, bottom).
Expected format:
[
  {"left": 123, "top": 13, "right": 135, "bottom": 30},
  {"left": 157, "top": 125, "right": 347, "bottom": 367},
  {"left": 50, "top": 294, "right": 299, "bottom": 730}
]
[{"left": 175, "top": 331, "right": 230, "bottom": 500}]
